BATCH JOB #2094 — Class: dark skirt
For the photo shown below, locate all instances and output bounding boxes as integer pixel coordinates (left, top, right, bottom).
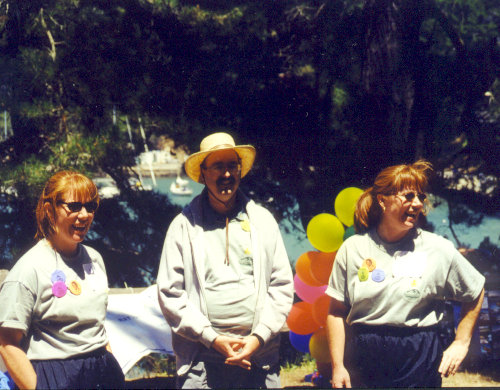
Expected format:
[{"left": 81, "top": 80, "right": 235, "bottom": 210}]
[
  {"left": 346, "top": 324, "right": 443, "bottom": 388},
  {"left": 31, "top": 347, "right": 125, "bottom": 389}
]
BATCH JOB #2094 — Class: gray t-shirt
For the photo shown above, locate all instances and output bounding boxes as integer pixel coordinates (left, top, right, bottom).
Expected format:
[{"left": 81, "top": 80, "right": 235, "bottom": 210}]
[
  {"left": 0, "top": 240, "right": 109, "bottom": 359},
  {"left": 201, "top": 196, "right": 257, "bottom": 337},
  {"left": 326, "top": 228, "right": 485, "bottom": 327}
]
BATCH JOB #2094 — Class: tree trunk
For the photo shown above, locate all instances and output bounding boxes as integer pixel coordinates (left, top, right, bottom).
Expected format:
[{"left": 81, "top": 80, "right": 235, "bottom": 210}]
[{"left": 361, "top": 0, "right": 427, "bottom": 166}]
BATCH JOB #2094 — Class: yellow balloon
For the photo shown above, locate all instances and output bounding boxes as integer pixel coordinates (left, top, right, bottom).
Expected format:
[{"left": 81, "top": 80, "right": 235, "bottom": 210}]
[
  {"left": 309, "top": 328, "right": 331, "bottom": 363},
  {"left": 306, "top": 213, "right": 345, "bottom": 253},
  {"left": 334, "top": 187, "right": 364, "bottom": 227}
]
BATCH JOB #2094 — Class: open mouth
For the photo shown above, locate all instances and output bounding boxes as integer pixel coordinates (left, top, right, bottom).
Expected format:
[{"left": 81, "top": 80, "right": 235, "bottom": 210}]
[
  {"left": 405, "top": 212, "right": 418, "bottom": 221},
  {"left": 72, "top": 225, "right": 87, "bottom": 232},
  {"left": 218, "top": 179, "right": 235, "bottom": 195}
]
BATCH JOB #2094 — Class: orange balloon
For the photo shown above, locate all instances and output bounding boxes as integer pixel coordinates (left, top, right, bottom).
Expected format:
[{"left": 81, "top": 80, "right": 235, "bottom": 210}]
[
  {"left": 286, "top": 301, "right": 320, "bottom": 335},
  {"left": 312, "top": 295, "right": 330, "bottom": 327},
  {"left": 309, "top": 251, "right": 336, "bottom": 285},
  {"left": 309, "top": 328, "right": 331, "bottom": 363},
  {"left": 295, "top": 252, "right": 323, "bottom": 287}
]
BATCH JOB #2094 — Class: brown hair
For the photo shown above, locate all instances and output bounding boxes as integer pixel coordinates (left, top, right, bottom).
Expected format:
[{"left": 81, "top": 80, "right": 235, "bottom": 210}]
[
  {"left": 35, "top": 171, "right": 99, "bottom": 240},
  {"left": 354, "top": 160, "right": 433, "bottom": 233}
]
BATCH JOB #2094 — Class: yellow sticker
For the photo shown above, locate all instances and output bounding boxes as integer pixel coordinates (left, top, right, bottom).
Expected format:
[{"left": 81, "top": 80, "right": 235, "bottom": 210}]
[
  {"left": 240, "top": 220, "right": 251, "bottom": 232},
  {"left": 244, "top": 248, "right": 251, "bottom": 255},
  {"left": 358, "top": 267, "right": 369, "bottom": 282}
]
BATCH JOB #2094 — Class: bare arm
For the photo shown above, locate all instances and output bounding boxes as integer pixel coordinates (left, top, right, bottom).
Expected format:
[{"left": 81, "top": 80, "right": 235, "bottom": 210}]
[
  {"left": 438, "top": 288, "right": 485, "bottom": 377},
  {"left": 0, "top": 328, "right": 36, "bottom": 389},
  {"left": 326, "top": 298, "right": 351, "bottom": 388}
]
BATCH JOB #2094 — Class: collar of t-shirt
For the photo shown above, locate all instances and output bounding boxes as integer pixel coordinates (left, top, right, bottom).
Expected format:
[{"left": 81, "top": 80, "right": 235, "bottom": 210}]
[{"left": 201, "top": 189, "right": 247, "bottom": 230}]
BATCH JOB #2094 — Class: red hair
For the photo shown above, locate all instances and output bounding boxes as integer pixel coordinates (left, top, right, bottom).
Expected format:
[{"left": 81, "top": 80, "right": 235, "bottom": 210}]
[
  {"left": 35, "top": 171, "right": 99, "bottom": 240},
  {"left": 354, "top": 160, "right": 433, "bottom": 233}
]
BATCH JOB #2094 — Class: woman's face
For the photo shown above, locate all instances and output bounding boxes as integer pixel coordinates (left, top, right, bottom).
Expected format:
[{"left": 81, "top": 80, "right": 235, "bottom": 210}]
[
  {"left": 378, "top": 188, "right": 426, "bottom": 236},
  {"left": 48, "top": 191, "right": 96, "bottom": 255}
]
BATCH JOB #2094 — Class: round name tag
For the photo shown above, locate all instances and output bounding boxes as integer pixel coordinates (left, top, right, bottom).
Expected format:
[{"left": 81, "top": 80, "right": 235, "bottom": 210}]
[
  {"left": 371, "top": 268, "right": 385, "bottom": 282},
  {"left": 68, "top": 280, "right": 82, "bottom": 295},
  {"left": 358, "top": 267, "right": 369, "bottom": 282},
  {"left": 52, "top": 281, "right": 68, "bottom": 298},
  {"left": 362, "top": 258, "right": 376, "bottom": 272},
  {"left": 51, "top": 270, "right": 66, "bottom": 284}
]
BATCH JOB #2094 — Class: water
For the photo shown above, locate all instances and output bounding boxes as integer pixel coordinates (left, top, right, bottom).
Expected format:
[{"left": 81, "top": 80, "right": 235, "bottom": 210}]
[{"left": 144, "top": 177, "right": 499, "bottom": 263}]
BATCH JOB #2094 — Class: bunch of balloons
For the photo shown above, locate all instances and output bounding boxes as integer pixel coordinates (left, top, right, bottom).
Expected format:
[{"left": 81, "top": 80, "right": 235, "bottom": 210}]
[{"left": 286, "top": 187, "right": 363, "bottom": 363}]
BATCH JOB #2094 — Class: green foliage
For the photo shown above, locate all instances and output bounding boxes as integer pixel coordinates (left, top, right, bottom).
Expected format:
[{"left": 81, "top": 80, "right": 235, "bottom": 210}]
[{"left": 0, "top": 0, "right": 498, "bottom": 278}]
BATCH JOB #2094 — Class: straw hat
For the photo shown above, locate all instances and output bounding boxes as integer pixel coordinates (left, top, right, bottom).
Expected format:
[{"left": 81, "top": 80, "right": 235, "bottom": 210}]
[{"left": 184, "top": 132, "right": 256, "bottom": 183}]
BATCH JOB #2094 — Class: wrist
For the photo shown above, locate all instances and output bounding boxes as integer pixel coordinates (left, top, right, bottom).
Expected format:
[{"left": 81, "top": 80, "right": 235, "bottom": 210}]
[{"left": 251, "top": 333, "right": 264, "bottom": 348}]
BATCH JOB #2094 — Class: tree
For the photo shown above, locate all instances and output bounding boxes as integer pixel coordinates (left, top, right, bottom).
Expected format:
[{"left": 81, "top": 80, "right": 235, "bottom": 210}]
[{"left": 0, "top": 0, "right": 498, "bottom": 283}]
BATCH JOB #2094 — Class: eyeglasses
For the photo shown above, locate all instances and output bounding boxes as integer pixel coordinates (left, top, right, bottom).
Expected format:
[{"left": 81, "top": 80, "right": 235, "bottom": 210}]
[
  {"left": 58, "top": 201, "right": 99, "bottom": 213},
  {"left": 397, "top": 192, "right": 427, "bottom": 203},
  {"left": 202, "top": 162, "right": 241, "bottom": 175}
]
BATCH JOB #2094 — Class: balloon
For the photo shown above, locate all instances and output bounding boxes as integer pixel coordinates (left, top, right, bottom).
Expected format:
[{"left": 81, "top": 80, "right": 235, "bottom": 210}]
[
  {"left": 289, "top": 331, "right": 312, "bottom": 353},
  {"left": 307, "top": 214, "right": 345, "bottom": 253},
  {"left": 312, "top": 295, "right": 330, "bottom": 327},
  {"left": 286, "top": 301, "right": 320, "bottom": 335},
  {"left": 309, "top": 251, "right": 336, "bottom": 285},
  {"left": 309, "top": 328, "right": 331, "bottom": 363},
  {"left": 343, "top": 225, "right": 356, "bottom": 241},
  {"left": 334, "top": 187, "right": 364, "bottom": 227},
  {"left": 294, "top": 274, "right": 327, "bottom": 304},
  {"left": 295, "top": 252, "right": 323, "bottom": 287}
]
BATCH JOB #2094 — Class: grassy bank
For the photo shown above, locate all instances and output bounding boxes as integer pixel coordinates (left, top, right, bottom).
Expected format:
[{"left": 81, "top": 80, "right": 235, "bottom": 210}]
[
  {"left": 125, "top": 357, "right": 500, "bottom": 388},
  {"left": 280, "top": 359, "right": 500, "bottom": 388}
]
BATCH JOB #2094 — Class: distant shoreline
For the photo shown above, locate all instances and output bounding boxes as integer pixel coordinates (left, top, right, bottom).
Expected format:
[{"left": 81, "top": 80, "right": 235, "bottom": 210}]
[{"left": 132, "top": 162, "right": 182, "bottom": 177}]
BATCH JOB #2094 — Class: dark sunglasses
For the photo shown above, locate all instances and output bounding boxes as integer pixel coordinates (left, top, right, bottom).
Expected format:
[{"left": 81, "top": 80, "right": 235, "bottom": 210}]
[
  {"left": 58, "top": 201, "right": 98, "bottom": 213},
  {"left": 399, "top": 192, "right": 427, "bottom": 203}
]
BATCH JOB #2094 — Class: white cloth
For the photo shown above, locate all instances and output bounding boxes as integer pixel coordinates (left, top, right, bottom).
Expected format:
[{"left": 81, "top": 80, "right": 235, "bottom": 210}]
[{"left": 105, "top": 285, "right": 173, "bottom": 374}]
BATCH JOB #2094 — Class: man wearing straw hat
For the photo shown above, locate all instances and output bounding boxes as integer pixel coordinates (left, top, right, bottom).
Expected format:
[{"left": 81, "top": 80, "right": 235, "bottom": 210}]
[{"left": 157, "top": 132, "right": 294, "bottom": 388}]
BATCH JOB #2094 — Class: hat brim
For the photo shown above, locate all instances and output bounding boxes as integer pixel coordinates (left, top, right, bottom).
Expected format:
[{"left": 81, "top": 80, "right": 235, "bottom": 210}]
[{"left": 184, "top": 145, "right": 256, "bottom": 183}]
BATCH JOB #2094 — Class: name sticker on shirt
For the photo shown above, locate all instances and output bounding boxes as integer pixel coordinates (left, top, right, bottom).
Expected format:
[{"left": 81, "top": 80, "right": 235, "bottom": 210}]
[
  {"left": 84, "top": 264, "right": 108, "bottom": 292},
  {"left": 83, "top": 263, "right": 95, "bottom": 275},
  {"left": 392, "top": 251, "right": 427, "bottom": 278}
]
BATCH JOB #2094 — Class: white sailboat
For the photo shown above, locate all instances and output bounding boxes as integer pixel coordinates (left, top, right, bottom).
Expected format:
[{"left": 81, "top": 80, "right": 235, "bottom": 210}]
[{"left": 170, "top": 175, "right": 192, "bottom": 196}]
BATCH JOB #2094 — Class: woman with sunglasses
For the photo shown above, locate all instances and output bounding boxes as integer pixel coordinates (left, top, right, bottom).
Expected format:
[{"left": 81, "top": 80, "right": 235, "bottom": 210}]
[
  {"left": 326, "top": 160, "right": 485, "bottom": 388},
  {"left": 0, "top": 171, "right": 124, "bottom": 389}
]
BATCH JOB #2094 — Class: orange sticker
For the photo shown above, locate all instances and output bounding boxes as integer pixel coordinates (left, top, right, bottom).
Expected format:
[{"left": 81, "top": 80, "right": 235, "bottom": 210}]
[
  {"left": 68, "top": 280, "right": 82, "bottom": 295},
  {"left": 362, "top": 258, "right": 376, "bottom": 272}
]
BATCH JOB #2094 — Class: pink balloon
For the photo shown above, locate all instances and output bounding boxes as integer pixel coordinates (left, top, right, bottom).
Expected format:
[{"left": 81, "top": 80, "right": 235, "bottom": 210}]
[{"left": 294, "top": 274, "right": 327, "bottom": 304}]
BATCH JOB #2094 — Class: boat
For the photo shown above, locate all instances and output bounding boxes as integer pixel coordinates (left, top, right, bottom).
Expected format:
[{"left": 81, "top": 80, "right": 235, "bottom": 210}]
[
  {"left": 175, "top": 175, "right": 189, "bottom": 187},
  {"left": 170, "top": 176, "right": 193, "bottom": 196},
  {"left": 94, "top": 177, "right": 120, "bottom": 199}
]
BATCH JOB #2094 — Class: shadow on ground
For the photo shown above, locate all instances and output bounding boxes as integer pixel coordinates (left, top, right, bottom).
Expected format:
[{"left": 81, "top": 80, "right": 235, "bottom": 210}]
[{"left": 126, "top": 377, "right": 176, "bottom": 389}]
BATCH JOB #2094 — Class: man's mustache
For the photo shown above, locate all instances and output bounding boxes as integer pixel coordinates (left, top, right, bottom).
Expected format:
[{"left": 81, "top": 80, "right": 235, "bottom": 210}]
[{"left": 216, "top": 177, "right": 236, "bottom": 186}]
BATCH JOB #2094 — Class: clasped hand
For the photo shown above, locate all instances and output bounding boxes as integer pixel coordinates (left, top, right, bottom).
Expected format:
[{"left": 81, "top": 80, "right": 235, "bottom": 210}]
[{"left": 211, "top": 335, "right": 261, "bottom": 370}]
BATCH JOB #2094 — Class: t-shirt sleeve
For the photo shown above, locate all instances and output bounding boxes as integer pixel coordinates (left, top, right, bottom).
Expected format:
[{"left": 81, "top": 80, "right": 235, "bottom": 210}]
[
  {"left": 0, "top": 281, "right": 35, "bottom": 333},
  {"left": 445, "top": 249, "right": 485, "bottom": 302},
  {"left": 326, "top": 242, "right": 349, "bottom": 305}
]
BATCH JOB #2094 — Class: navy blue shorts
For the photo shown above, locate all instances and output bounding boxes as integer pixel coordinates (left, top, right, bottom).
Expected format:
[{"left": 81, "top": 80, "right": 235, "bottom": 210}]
[
  {"left": 31, "top": 347, "right": 125, "bottom": 389},
  {"left": 346, "top": 325, "right": 443, "bottom": 388}
]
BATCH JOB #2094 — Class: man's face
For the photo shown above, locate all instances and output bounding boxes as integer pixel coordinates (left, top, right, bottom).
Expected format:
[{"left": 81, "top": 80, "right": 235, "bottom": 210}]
[{"left": 201, "top": 149, "right": 241, "bottom": 204}]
